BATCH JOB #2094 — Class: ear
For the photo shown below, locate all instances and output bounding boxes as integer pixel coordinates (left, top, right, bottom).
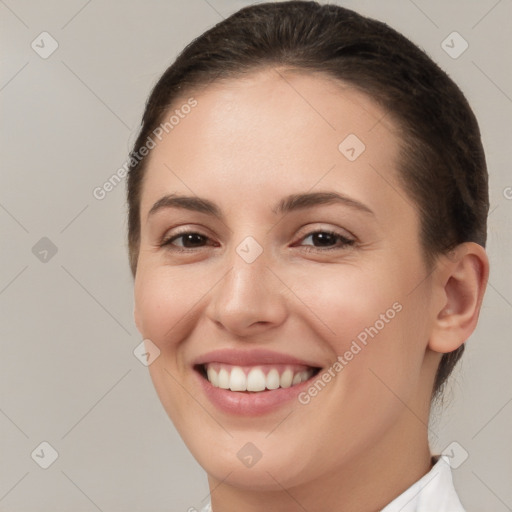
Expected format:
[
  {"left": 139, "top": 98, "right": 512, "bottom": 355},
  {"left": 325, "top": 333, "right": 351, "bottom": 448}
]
[{"left": 428, "top": 242, "right": 489, "bottom": 353}]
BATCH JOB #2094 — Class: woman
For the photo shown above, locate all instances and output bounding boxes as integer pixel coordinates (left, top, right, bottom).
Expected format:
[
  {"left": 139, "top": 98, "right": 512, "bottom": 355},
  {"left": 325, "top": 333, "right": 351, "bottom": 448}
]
[{"left": 126, "top": 2, "right": 489, "bottom": 510}]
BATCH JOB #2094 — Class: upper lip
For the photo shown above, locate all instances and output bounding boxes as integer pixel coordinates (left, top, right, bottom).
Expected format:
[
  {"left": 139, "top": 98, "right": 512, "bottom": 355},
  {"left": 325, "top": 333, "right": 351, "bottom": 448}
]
[{"left": 192, "top": 348, "right": 322, "bottom": 368}]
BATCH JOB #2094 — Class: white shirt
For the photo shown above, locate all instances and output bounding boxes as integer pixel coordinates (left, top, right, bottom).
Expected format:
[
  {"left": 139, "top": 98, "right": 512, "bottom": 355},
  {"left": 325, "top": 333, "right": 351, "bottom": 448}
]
[
  {"left": 199, "top": 455, "right": 465, "bottom": 512},
  {"left": 380, "top": 455, "right": 465, "bottom": 511}
]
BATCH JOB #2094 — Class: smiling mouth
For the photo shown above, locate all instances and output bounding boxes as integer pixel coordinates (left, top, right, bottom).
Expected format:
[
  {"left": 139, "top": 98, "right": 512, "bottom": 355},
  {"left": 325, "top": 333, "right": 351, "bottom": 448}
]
[{"left": 195, "top": 363, "right": 322, "bottom": 393}]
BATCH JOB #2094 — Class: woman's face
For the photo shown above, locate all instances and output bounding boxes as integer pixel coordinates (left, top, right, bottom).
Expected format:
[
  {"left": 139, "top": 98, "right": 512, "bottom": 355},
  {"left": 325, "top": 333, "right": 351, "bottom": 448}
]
[{"left": 133, "top": 70, "right": 442, "bottom": 490}]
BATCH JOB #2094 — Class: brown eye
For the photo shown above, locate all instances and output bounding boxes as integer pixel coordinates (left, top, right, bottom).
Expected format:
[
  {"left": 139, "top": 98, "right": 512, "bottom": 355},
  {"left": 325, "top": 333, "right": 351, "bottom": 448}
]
[
  {"left": 161, "top": 231, "right": 212, "bottom": 251},
  {"left": 298, "top": 230, "right": 355, "bottom": 251}
]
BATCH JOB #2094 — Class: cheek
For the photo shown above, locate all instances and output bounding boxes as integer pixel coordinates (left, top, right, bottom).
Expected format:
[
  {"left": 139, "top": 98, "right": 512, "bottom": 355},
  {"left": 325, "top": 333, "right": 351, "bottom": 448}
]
[
  {"left": 291, "top": 265, "right": 426, "bottom": 401},
  {"left": 287, "top": 265, "right": 400, "bottom": 347},
  {"left": 134, "top": 265, "right": 211, "bottom": 347},
  {"left": 134, "top": 266, "right": 209, "bottom": 426}
]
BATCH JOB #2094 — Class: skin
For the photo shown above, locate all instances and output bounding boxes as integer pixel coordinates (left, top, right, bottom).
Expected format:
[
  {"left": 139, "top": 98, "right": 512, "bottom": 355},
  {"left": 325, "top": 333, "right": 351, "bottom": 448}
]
[{"left": 133, "top": 69, "right": 489, "bottom": 512}]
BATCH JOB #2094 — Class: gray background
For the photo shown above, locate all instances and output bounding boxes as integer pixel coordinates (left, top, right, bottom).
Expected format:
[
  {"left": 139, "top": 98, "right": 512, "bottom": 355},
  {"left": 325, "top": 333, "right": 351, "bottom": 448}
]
[{"left": 1, "top": 0, "right": 511, "bottom": 510}]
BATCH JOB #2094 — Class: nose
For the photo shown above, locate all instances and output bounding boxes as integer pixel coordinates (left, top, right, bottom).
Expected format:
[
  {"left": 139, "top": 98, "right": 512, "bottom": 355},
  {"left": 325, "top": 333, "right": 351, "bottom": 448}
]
[{"left": 204, "top": 243, "right": 288, "bottom": 338}]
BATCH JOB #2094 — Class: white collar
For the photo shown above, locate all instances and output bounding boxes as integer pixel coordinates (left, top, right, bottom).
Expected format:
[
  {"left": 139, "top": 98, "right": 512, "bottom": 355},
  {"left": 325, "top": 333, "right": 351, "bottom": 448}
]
[
  {"left": 200, "top": 455, "right": 465, "bottom": 512},
  {"left": 381, "top": 455, "right": 465, "bottom": 511}
]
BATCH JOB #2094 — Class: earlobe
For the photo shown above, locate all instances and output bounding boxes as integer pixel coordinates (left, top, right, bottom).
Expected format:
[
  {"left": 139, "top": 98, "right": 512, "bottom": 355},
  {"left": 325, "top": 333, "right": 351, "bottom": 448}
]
[{"left": 428, "top": 242, "right": 489, "bottom": 354}]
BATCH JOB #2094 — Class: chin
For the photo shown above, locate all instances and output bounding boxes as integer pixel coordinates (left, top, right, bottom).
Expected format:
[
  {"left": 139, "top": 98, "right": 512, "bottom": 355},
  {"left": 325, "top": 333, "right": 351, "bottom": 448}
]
[{"left": 188, "top": 436, "right": 316, "bottom": 492}]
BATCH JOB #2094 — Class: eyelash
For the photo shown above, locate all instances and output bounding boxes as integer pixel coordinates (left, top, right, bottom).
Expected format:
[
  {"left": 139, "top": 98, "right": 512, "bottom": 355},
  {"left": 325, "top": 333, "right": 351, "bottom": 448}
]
[{"left": 159, "top": 228, "right": 355, "bottom": 253}]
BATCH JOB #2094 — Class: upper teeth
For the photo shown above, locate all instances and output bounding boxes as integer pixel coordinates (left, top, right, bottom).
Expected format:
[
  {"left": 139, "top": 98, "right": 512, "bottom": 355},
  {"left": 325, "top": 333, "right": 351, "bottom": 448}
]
[{"left": 205, "top": 364, "right": 315, "bottom": 392}]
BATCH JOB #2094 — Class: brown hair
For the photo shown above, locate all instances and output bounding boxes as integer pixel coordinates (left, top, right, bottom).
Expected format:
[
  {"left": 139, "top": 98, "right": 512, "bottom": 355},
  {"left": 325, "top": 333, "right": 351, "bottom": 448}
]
[{"left": 126, "top": 1, "right": 488, "bottom": 400}]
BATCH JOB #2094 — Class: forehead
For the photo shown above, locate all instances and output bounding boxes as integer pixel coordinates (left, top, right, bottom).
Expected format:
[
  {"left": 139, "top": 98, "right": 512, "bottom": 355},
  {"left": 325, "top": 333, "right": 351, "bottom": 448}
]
[{"left": 139, "top": 68, "right": 409, "bottom": 223}]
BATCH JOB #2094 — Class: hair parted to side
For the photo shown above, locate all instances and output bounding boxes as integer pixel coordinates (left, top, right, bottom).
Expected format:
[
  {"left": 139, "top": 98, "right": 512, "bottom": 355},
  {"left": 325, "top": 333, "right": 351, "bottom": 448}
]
[{"left": 126, "top": 1, "right": 488, "bottom": 400}]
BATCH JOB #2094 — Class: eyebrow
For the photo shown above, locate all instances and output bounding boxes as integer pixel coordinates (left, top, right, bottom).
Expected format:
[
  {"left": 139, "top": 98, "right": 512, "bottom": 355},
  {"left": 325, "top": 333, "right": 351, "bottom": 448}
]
[{"left": 146, "top": 191, "right": 374, "bottom": 222}]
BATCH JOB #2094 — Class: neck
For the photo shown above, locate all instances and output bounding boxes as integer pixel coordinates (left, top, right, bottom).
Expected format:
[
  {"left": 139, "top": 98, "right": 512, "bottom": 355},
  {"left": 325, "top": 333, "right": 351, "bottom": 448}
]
[{"left": 207, "top": 416, "right": 433, "bottom": 512}]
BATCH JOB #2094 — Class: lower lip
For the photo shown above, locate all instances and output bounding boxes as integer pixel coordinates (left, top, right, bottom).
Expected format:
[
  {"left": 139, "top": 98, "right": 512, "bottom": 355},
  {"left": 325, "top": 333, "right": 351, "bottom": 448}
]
[{"left": 195, "top": 369, "right": 318, "bottom": 416}]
